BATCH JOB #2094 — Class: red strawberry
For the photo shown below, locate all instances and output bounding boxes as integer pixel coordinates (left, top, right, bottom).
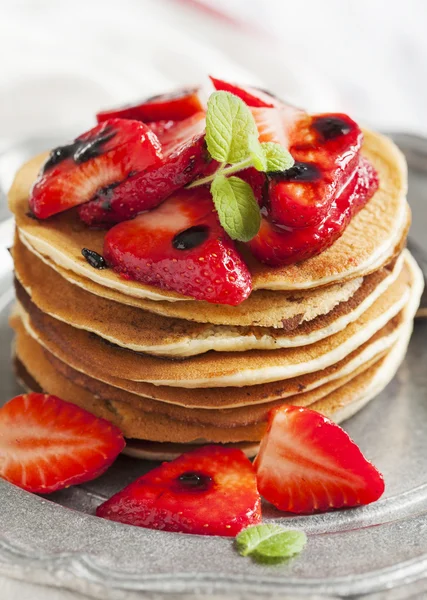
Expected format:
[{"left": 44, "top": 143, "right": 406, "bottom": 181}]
[
  {"left": 249, "top": 157, "right": 378, "bottom": 266},
  {"left": 78, "top": 113, "right": 211, "bottom": 226},
  {"left": 236, "top": 167, "right": 267, "bottom": 206},
  {"left": 29, "top": 119, "right": 162, "bottom": 219},
  {"left": 254, "top": 405, "right": 385, "bottom": 514},
  {"left": 103, "top": 187, "right": 252, "bottom": 305},
  {"left": 251, "top": 106, "right": 301, "bottom": 147},
  {"left": 268, "top": 113, "right": 363, "bottom": 229},
  {"left": 0, "top": 393, "right": 125, "bottom": 494},
  {"left": 210, "top": 76, "right": 276, "bottom": 108},
  {"left": 96, "top": 87, "right": 205, "bottom": 123},
  {"left": 96, "top": 445, "right": 261, "bottom": 536}
]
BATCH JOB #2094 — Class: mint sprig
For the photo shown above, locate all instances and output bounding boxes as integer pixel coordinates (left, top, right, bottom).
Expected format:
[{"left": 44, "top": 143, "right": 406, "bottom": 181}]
[
  {"left": 188, "top": 91, "right": 294, "bottom": 242},
  {"left": 206, "top": 91, "right": 258, "bottom": 164},
  {"left": 211, "top": 175, "right": 261, "bottom": 242},
  {"left": 236, "top": 524, "right": 307, "bottom": 563}
]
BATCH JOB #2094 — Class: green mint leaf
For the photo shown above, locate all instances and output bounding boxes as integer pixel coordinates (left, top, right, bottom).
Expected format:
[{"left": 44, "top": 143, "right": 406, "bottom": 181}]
[
  {"left": 211, "top": 174, "right": 261, "bottom": 242},
  {"left": 206, "top": 91, "right": 258, "bottom": 164},
  {"left": 248, "top": 134, "right": 267, "bottom": 172},
  {"left": 236, "top": 524, "right": 307, "bottom": 562},
  {"left": 261, "top": 142, "right": 295, "bottom": 172}
]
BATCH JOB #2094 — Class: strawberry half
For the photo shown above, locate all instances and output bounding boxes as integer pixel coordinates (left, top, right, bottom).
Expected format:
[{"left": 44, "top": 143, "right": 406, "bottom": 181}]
[
  {"left": 96, "top": 87, "right": 205, "bottom": 123},
  {"left": 249, "top": 157, "right": 378, "bottom": 266},
  {"left": 103, "top": 187, "right": 252, "bottom": 305},
  {"left": 210, "top": 76, "right": 276, "bottom": 108},
  {"left": 268, "top": 113, "right": 363, "bottom": 228},
  {"left": 254, "top": 405, "right": 385, "bottom": 514},
  {"left": 96, "top": 445, "right": 261, "bottom": 536},
  {"left": 29, "top": 119, "right": 162, "bottom": 219},
  {"left": 0, "top": 393, "right": 125, "bottom": 494},
  {"left": 78, "top": 113, "right": 212, "bottom": 226}
]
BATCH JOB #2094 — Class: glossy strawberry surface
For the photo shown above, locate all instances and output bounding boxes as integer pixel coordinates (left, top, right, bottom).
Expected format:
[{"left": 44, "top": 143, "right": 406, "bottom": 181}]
[
  {"left": 249, "top": 157, "right": 378, "bottom": 266},
  {"left": 0, "top": 393, "right": 125, "bottom": 494},
  {"left": 96, "top": 445, "right": 261, "bottom": 536},
  {"left": 96, "top": 87, "right": 205, "bottom": 123},
  {"left": 210, "top": 76, "right": 275, "bottom": 108},
  {"left": 103, "top": 187, "right": 252, "bottom": 305},
  {"left": 78, "top": 113, "right": 211, "bottom": 226},
  {"left": 29, "top": 119, "right": 162, "bottom": 219},
  {"left": 254, "top": 405, "right": 385, "bottom": 514},
  {"left": 268, "top": 113, "right": 363, "bottom": 228}
]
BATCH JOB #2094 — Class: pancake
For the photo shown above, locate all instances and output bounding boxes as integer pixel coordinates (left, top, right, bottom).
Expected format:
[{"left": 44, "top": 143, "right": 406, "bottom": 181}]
[
  {"left": 10, "top": 130, "right": 409, "bottom": 305},
  {"left": 13, "top": 234, "right": 405, "bottom": 356},
  {"left": 9, "top": 308, "right": 402, "bottom": 409},
  {"left": 13, "top": 320, "right": 391, "bottom": 427},
  {"left": 311, "top": 315, "right": 413, "bottom": 422},
  {"left": 16, "top": 257, "right": 416, "bottom": 388},
  {"left": 13, "top": 319, "right": 413, "bottom": 443},
  {"left": 13, "top": 353, "right": 261, "bottom": 460},
  {"left": 17, "top": 231, "right": 363, "bottom": 330}
]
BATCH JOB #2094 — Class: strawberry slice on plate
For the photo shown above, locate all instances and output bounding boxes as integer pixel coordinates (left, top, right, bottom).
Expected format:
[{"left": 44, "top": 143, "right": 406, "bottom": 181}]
[
  {"left": 96, "top": 87, "right": 206, "bottom": 123},
  {"left": 103, "top": 187, "right": 252, "bottom": 305},
  {"left": 96, "top": 445, "right": 261, "bottom": 536},
  {"left": 29, "top": 119, "right": 162, "bottom": 219},
  {"left": 0, "top": 393, "right": 125, "bottom": 494},
  {"left": 78, "top": 112, "right": 212, "bottom": 226},
  {"left": 254, "top": 405, "right": 385, "bottom": 514}
]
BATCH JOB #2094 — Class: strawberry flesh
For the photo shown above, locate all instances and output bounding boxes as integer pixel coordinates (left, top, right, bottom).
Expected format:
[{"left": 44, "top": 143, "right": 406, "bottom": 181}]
[
  {"left": 0, "top": 393, "right": 125, "bottom": 494},
  {"left": 96, "top": 87, "right": 205, "bottom": 123},
  {"left": 254, "top": 405, "right": 385, "bottom": 514},
  {"left": 249, "top": 157, "right": 378, "bottom": 266},
  {"left": 78, "top": 113, "right": 211, "bottom": 226},
  {"left": 103, "top": 187, "right": 252, "bottom": 305},
  {"left": 29, "top": 119, "right": 162, "bottom": 219},
  {"left": 96, "top": 445, "right": 261, "bottom": 536}
]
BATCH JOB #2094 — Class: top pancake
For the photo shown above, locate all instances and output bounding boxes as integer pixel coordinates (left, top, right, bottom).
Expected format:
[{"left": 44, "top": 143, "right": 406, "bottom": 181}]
[{"left": 9, "top": 129, "right": 409, "bottom": 304}]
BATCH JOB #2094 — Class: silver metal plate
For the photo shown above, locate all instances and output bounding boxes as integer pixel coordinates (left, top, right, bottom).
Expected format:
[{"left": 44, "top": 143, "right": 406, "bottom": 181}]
[{"left": 0, "top": 137, "right": 426, "bottom": 599}]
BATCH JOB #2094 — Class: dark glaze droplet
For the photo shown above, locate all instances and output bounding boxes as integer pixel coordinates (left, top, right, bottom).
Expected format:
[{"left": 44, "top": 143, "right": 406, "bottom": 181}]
[
  {"left": 73, "top": 127, "right": 116, "bottom": 164},
  {"left": 43, "top": 126, "right": 116, "bottom": 173},
  {"left": 172, "top": 225, "right": 209, "bottom": 251},
  {"left": 177, "top": 471, "right": 213, "bottom": 492},
  {"left": 313, "top": 116, "right": 351, "bottom": 141},
  {"left": 26, "top": 210, "right": 40, "bottom": 220},
  {"left": 269, "top": 161, "right": 321, "bottom": 182},
  {"left": 95, "top": 181, "right": 122, "bottom": 210},
  {"left": 81, "top": 248, "right": 108, "bottom": 269}
]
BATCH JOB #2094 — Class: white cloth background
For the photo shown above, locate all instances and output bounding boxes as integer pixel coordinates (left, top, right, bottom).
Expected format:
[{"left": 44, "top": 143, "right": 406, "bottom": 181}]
[{"left": 0, "top": 0, "right": 426, "bottom": 598}]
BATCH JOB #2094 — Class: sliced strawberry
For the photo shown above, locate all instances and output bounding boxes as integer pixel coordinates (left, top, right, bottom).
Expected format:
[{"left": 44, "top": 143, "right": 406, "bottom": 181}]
[
  {"left": 96, "top": 87, "right": 205, "bottom": 123},
  {"left": 210, "top": 76, "right": 276, "bottom": 108},
  {"left": 268, "top": 113, "right": 363, "bottom": 228},
  {"left": 254, "top": 405, "right": 385, "bottom": 514},
  {"left": 249, "top": 157, "right": 378, "bottom": 266},
  {"left": 78, "top": 113, "right": 211, "bottom": 226},
  {"left": 29, "top": 119, "right": 162, "bottom": 219},
  {"left": 96, "top": 445, "right": 261, "bottom": 536},
  {"left": 103, "top": 187, "right": 252, "bottom": 305},
  {"left": 0, "top": 393, "right": 125, "bottom": 494}
]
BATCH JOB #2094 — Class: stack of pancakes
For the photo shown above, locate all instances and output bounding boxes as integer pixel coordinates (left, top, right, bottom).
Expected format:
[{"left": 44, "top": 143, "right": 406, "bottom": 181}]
[{"left": 8, "top": 129, "right": 424, "bottom": 459}]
